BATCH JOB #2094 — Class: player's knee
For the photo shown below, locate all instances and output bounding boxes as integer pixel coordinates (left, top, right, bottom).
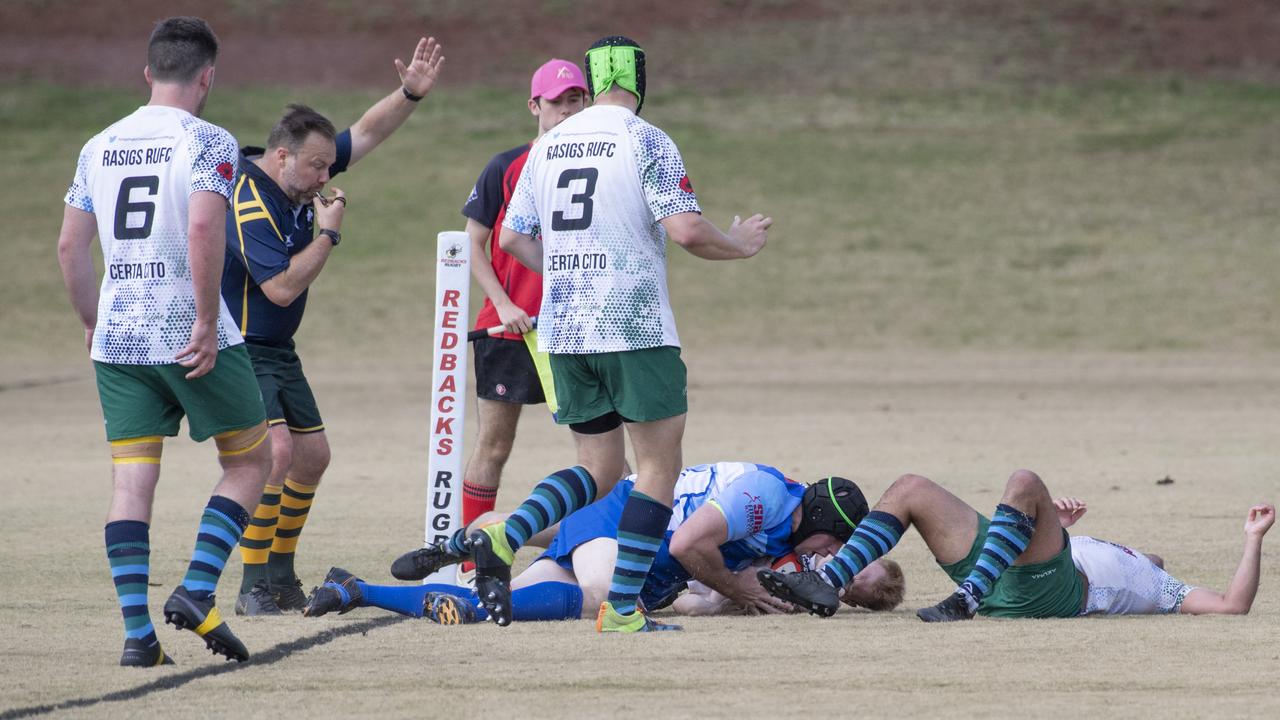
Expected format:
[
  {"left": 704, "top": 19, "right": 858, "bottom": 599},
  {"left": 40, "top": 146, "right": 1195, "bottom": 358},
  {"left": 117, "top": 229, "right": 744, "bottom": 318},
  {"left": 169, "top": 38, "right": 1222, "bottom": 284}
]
[
  {"left": 578, "top": 580, "right": 609, "bottom": 613},
  {"left": 215, "top": 421, "right": 272, "bottom": 472},
  {"left": 1004, "top": 468, "right": 1045, "bottom": 499},
  {"left": 889, "top": 473, "right": 933, "bottom": 495},
  {"left": 291, "top": 434, "right": 331, "bottom": 478},
  {"left": 467, "top": 511, "right": 508, "bottom": 534},
  {"left": 475, "top": 435, "right": 515, "bottom": 466},
  {"left": 110, "top": 436, "right": 164, "bottom": 466}
]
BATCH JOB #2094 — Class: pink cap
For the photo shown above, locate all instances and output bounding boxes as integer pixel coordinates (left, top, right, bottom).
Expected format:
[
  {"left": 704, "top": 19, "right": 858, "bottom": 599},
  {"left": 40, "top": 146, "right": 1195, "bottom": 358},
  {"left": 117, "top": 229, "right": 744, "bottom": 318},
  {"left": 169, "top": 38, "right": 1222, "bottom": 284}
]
[{"left": 530, "top": 58, "right": 587, "bottom": 101}]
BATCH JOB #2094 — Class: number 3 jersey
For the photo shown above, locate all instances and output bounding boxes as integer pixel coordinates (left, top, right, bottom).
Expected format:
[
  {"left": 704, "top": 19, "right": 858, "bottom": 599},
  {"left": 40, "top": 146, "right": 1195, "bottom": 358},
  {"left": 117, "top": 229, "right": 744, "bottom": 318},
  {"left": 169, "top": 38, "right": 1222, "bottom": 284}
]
[
  {"left": 65, "top": 105, "right": 243, "bottom": 364},
  {"left": 503, "top": 104, "right": 701, "bottom": 354}
]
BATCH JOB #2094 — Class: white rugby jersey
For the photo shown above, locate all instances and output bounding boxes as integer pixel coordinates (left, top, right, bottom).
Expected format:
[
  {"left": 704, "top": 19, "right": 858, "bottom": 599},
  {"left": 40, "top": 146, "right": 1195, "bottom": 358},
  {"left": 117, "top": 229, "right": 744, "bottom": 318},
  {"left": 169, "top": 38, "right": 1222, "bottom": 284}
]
[
  {"left": 65, "top": 105, "right": 243, "bottom": 364},
  {"left": 1071, "top": 535, "right": 1195, "bottom": 615},
  {"left": 503, "top": 104, "right": 701, "bottom": 354}
]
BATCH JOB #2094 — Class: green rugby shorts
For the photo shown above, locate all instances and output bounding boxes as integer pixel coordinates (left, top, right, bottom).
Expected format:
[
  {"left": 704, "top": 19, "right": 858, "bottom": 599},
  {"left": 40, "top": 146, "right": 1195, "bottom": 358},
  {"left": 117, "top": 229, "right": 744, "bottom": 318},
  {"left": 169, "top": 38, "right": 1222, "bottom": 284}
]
[
  {"left": 938, "top": 513, "right": 1085, "bottom": 619},
  {"left": 94, "top": 343, "right": 267, "bottom": 442},
  {"left": 549, "top": 346, "right": 687, "bottom": 425}
]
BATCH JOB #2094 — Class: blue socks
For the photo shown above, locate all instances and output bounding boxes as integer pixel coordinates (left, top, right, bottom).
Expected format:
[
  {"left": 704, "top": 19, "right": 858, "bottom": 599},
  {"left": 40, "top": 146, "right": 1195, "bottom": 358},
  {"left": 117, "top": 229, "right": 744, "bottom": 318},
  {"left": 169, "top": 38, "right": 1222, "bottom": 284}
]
[
  {"left": 821, "top": 510, "right": 905, "bottom": 588},
  {"left": 503, "top": 466, "right": 597, "bottom": 552},
  {"left": 181, "top": 496, "right": 250, "bottom": 600},
  {"left": 958, "top": 503, "right": 1035, "bottom": 610},
  {"left": 606, "top": 490, "right": 673, "bottom": 616},
  {"left": 106, "top": 520, "right": 157, "bottom": 649},
  {"left": 356, "top": 581, "right": 583, "bottom": 621}
]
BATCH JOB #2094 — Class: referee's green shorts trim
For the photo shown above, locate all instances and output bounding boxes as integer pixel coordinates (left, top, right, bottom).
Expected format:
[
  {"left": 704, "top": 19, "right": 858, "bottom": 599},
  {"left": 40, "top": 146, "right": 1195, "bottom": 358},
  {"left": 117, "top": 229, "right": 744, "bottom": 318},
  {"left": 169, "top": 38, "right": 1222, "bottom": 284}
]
[
  {"left": 94, "top": 344, "right": 267, "bottom": 442},
  {"left": 549, "top": 346, "right": 687, "bottom": 425},
  {"left": 938, "top": 513, "right": 1085, "bottom": 619}
]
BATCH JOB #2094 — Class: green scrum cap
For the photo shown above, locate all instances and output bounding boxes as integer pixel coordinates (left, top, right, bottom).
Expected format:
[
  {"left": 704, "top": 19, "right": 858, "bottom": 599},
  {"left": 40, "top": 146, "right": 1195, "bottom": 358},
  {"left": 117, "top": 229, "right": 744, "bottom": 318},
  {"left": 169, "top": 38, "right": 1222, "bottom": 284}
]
[{"left": 584, "top": 35, "right": 646, "bottom": 113}]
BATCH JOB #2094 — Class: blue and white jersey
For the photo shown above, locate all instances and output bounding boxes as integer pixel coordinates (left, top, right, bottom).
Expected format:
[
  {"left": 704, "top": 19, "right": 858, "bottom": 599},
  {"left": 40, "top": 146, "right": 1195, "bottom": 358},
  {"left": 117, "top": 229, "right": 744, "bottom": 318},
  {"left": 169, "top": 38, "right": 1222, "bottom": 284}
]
[
  {"left": 665, "top": 461, "right": 805, "bottom": 570},
  {"left": 503, "top": 104, "right": 701, "bottom": 354},
  {"left": 66, "top": 105, "right": 242, "bottom": 364}
]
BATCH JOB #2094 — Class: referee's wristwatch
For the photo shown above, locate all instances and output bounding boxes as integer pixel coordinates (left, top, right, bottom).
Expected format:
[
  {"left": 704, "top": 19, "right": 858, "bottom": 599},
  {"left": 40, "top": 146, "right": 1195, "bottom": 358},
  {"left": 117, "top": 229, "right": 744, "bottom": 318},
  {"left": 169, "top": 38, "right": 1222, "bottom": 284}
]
[{"left": 319, "top": 228, "right": 341, "bottom": 247}]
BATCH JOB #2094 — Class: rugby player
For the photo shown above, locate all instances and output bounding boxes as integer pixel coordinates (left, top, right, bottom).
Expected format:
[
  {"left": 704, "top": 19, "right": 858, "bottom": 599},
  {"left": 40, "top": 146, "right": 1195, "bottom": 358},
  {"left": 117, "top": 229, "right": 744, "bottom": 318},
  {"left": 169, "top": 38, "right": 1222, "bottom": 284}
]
[
  {"left": 759, "top": 470, "right": 1275, "bottom": 620},
  {"left": 304, "top": 463, "right": 902, "bottom": 623},
  {"left": 58, "top": 17, "right": 272, "bottom": 665}
]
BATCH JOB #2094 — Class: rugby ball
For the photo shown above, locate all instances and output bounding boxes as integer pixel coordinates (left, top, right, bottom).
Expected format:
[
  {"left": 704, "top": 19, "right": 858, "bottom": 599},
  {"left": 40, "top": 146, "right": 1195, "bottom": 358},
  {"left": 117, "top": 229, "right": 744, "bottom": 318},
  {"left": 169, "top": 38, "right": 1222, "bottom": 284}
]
[{"left": 770, "top": 552, "right": 806, "bottom": 574}]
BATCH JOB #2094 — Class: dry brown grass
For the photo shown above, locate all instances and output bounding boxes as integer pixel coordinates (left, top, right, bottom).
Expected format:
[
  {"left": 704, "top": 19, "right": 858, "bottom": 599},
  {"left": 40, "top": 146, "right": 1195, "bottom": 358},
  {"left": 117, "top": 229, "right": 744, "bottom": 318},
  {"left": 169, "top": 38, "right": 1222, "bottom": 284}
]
[{"left": 3, "top": 348, "right": 1277, "bottom": 718}]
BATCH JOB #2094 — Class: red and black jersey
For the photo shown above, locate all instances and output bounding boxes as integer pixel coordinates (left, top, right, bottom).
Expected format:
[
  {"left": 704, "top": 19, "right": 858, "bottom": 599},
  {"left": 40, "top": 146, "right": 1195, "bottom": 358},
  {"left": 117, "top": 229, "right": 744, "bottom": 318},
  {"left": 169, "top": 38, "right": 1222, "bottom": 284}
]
[{"left": 461, "top": 143, "right": 540, "bottom": 341}]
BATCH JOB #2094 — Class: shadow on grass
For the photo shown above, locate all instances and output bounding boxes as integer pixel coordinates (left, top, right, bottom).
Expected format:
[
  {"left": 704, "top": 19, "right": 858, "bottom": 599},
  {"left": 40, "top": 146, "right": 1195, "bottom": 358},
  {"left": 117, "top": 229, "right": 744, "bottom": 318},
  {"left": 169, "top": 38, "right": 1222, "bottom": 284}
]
[{"left": 0, "top": 615, "right": 409, "bottom": 719}]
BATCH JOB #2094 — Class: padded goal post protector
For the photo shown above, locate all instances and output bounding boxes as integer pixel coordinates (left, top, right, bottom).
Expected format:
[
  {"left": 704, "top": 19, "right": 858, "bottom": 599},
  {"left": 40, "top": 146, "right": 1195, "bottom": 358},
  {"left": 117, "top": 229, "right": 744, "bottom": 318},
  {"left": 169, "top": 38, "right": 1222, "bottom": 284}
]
[{"left": 425, "top": 231, "right": 471, "bottom": 585}]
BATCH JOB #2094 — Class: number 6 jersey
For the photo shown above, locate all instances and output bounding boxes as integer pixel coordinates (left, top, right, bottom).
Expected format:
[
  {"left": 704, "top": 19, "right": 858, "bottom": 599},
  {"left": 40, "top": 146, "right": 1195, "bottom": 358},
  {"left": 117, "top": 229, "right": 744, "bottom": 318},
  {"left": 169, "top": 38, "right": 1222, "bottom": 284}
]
[
  {"left": 65, "top": 105, "right": 243, "bottom": 364},
  {"left": 503, "top": 104, "right": 701, "bottom": 354}
]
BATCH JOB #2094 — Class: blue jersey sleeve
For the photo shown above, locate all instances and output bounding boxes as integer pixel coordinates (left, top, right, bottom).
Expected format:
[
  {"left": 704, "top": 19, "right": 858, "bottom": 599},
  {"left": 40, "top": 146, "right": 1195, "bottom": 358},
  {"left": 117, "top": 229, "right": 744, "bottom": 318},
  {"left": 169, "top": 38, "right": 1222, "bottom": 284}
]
[
  {"left": 228, "top": 177, "right": 290, "bottom": 285},
  {"left": 709, "top": 471, "right": 797, "bottom": 542},
  {"left": 330, "top": 129, "right": 352, "bottom": 177}
]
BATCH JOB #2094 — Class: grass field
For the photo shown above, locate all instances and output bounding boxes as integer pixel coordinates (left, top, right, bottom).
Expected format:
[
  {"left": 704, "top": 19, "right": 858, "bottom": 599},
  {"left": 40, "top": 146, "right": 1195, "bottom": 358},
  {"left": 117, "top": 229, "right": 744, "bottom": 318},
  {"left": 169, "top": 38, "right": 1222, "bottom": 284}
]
[{"left": 2, "top": 2, "right": 1279, "bottom": 718}]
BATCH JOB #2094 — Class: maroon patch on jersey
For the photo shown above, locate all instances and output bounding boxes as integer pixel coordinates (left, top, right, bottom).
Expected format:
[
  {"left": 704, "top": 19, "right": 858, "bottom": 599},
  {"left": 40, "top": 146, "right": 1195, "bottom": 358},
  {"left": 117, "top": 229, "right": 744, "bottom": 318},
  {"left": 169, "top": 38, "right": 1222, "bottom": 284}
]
[
  {"left": 679, "top": 175, "right": 694, "bottom": 193},
  {"left": 216, "top": 162, "right": 234, "bottom": 181}
]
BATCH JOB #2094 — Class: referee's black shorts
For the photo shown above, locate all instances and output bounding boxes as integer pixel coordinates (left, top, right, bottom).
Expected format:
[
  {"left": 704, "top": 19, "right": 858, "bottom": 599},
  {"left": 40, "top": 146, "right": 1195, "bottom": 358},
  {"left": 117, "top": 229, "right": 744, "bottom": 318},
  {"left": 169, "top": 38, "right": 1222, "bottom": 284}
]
[{"left": 472, "top": 336, "right": 545, "bottom": 405}]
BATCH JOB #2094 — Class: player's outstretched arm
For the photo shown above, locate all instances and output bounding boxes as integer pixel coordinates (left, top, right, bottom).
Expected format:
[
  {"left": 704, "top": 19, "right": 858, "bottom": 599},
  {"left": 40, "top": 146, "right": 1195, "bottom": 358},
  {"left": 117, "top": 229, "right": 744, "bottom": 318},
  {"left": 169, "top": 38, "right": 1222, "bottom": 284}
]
[
  {"left": 348, "top": 36, "right": 445, "bottom": 165},
  {"left": 661, "top": 211, "right": 770, "bottom": 260},
  {"left": 57, "top": 205, "right": 100, "bottom": 351},
  {"left": 1180, "top": 503, "right": 1275, "bottom": 615}
]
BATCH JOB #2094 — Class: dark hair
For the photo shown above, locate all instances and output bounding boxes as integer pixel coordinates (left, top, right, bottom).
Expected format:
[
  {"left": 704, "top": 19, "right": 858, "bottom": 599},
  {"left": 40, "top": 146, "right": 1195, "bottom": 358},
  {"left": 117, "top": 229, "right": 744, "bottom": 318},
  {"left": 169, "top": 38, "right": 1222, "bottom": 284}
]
[
  {"left": 147, "top": 17, "right": 219, "bottom": 83},
  {"left": 265, "top": 104, "right": 337, "bottom": 152}
]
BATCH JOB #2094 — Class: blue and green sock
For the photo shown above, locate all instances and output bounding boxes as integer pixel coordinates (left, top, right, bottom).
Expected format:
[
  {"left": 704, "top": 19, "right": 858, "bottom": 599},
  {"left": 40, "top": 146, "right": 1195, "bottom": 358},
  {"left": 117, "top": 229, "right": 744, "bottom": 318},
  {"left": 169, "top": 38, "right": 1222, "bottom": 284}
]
[
  {"left": 181, "top": 496, "right": 250, "bottom": 601},
  {"left": 606, "top": 490, "right": 673, "bottom": 616},
  {"left": 957, "top": 503, "right": 1035, "bottom": 611},
  {"left": 820, "top": 510, "right": 905, "bottom": 588},
  {"left": 106, "top": 520, "right": 157, "bottom": 649},
  {"left": 501, "top": 466, "right": 597, "bottom": 552}
]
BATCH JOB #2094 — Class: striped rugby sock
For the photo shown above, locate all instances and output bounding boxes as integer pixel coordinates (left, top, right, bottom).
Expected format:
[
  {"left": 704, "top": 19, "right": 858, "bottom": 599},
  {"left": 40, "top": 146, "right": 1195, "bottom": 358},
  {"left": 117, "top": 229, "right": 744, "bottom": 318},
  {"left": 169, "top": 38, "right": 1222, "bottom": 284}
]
[
  {"left": 606, "top": 490, "right": 673, "bottom": 616},
  {"left": 106, "top": 520, "right": 158, "bottom": 649},
  {"left": 958, "top": 503, "right": 1035, "bottom": 608},
  {"left": 181, "top": 496, "right": 250, "bottom": 601},
  {"left": 238, "top": 483, "right": 281, "bottom": 592},
  {"left": 268, "top": 478, "right": 315, "bottom": 583},
  {"left": 821, "top": 510, "right": 905, "bottom": 588},
  {"left": 502, "top": 466, "right": 596, "bottom": 552}
]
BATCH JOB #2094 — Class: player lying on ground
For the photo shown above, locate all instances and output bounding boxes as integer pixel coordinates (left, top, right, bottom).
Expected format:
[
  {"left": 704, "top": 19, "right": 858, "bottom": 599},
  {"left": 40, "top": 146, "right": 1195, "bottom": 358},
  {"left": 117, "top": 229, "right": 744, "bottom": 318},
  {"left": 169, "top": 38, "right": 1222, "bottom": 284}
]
[
  {"left": 759, "top": 469, "right": 1275, "bottom": 621},
  {"left": 670, "top": 553, "right": 905, "bottom": 617},
  {"left": 303, "top": 463, "right": 903, "bottom": 624}
]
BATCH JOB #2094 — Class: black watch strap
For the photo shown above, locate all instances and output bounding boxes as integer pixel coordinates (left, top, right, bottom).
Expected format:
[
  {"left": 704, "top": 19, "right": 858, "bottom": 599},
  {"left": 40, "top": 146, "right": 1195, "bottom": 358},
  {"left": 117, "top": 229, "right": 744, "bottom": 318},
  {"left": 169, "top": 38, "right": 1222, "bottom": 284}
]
[{"left": 319, "top": 228, "right": 341, "bottom": 246}]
